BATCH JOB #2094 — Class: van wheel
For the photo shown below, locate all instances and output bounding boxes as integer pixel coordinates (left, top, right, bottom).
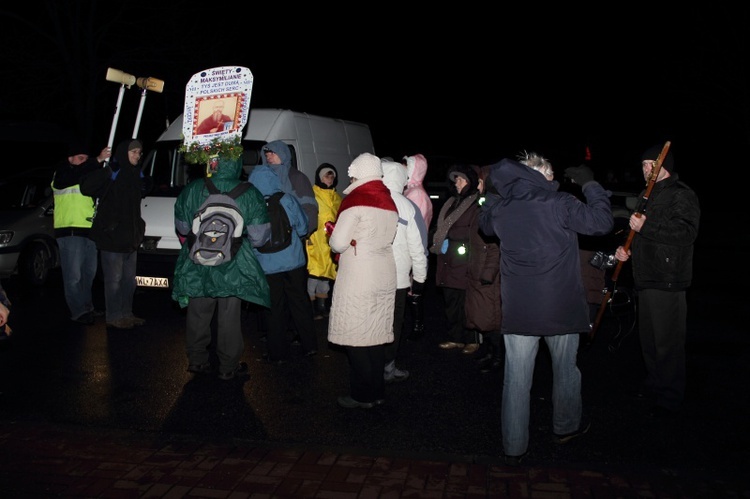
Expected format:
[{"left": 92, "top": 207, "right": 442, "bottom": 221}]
[{"left": 19, "top": 242, "right": 51, "bottom": 287}]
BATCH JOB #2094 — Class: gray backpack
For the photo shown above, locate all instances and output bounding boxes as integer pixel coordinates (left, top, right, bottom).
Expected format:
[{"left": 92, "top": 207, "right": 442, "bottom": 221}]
[{"left": 187, "top": 177, "right": 251, "bottom": 266}]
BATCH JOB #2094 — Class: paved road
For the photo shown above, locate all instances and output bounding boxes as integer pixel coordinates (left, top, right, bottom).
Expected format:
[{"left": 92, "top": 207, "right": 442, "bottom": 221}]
[{"left": 0, "top": 242, "right": 747, "bottom": 495}]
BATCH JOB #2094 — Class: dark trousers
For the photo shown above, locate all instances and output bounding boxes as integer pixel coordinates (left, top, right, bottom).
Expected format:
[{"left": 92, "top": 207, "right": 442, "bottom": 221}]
[
  {"left": 442, "top": 286, "right": 468, "bottom": 343},
  {"left": 266, "top": 266, "right": 317, "bottom": 360},
  {"left": 384, "top": 287, "right": 408, "bottom": 364},
  {"left": 345, "top": 344, "right": 386, "bottom": 403},
  {"left": 638, "top": 288, "right": 687, "bottom": 411},
  {"left": 186, "top": 296, "right": 242, "bottom": 373}
]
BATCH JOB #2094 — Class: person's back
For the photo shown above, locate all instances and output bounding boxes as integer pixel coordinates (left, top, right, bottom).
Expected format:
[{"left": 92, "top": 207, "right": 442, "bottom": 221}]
[
  {"left": 403, "top": 154, "right": 433, "bottom": 229},
  {"left": 381, "top": 160, "right": 428, "bottom": 383},
  {"left": 479, "top": 151, "right": 613, "bottom": 465},
  {"left": 173, "top": 154, "right": 270, "bottom": 380}
]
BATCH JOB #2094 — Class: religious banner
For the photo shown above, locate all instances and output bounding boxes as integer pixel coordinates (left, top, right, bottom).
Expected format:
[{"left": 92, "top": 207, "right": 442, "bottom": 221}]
[{"left": 181, "top": 66, "right": 253, "bottom": 148}]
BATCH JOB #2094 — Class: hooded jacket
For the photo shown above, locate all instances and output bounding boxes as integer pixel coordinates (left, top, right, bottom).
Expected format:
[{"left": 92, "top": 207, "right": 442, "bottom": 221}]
[
  {"left": 254, "top": 140, "right": 318, "bottom": 236},
  {"left": 248, "top": 163, "right": 309, "bottom": 275},
  {"left": 479, "top": 158, "right": 613, "bottom": 335},
  {"left": 382, "top": 161, "right": 428, "bottom": 289},
  {"left": 404, "top": 154, "right": 433, "bottom": 229},
  {"left": 80, "top": 139, "right": 152, "bottom": 252},
  {"left": 172, "top": 157, "right": 270, "bottom": 309},
  {"left": 630, "top": 174, "right": 700, "bottom": 290},
  {"left": 307, "top": 164, "right": 343, "bottom": 280}
]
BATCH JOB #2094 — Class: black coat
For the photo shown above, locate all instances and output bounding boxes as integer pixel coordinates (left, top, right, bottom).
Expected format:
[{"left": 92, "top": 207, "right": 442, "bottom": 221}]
[
  {"left": 630, "top": 174, "right": 700, "bottom": 291},
  {"left": 80, "top": 140, "right": 152, "bottom": 253}
]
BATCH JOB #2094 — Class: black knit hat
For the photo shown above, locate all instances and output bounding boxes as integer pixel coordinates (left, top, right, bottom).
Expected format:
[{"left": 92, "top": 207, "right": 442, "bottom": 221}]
[
  {"left": 641, "top": 145, "right": 675, "bottom": 174},
  {"left": 67, "top": 140, "right": 90, "bottom": 157}
]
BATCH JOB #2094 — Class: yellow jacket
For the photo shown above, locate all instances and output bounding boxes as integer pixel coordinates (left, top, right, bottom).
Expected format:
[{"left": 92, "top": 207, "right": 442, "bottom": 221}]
[{"left": 306, "top": 185, "right": 342, "bottom": 280}]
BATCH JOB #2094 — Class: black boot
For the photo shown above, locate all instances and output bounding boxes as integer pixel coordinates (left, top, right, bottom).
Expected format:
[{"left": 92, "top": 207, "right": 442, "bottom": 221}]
[
  {"left": 408, "top": 294, "right": 425, "bottom": 340},
  {"left": 314, "top": 297, "right": 328, "bottom": 319}
]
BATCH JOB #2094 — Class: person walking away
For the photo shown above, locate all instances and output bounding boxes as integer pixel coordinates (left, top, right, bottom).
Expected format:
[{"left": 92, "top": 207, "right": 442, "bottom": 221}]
[
  {"left": 327, "top": 153, "right": 398, "bottom": 409},
  {"left": 613, "top": 144, "right": 700, "bottom": 418},
  {"left": 80, "top": 139, "right": 152, "bottom": 330},
  {"left": 381, "top": 160, "right": 428, "bottom": 383},
  {"left": 430, "top": 164, "right": 480, "bottom": 353},
  {"left": 249, "top": 161, "right": 318, "bottom": 362},
  {"left": 479, "top": 152, "right": 614, "bottom": 465},
  {"left": 172, "top": 153, "right": 271, "bottom": 380},
  {"left": 52, "top": 141, "right": 111, "bottom": 325},
  {"left": 467, "top": 165, "right": 503, "bottom": 373},
  {"left": 306, "top": 163, "right": 342, "bottom": 319},
  {"left": 403, "top": 154, "right": 432, "bottom": 340}
]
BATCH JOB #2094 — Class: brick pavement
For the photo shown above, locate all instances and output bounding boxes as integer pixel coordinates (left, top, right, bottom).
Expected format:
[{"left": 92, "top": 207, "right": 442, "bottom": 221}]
[{"left": 0, "top": 420, "right": 745, "bottom": 498}]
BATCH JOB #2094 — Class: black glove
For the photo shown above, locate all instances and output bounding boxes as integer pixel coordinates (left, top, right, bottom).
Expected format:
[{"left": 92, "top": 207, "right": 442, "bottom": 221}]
[
  {"left": 411, "top": 280, "right": 425, "bottom": 296},
  {"left": 564, "top": 165, "right": 595, "bottom": 187}
]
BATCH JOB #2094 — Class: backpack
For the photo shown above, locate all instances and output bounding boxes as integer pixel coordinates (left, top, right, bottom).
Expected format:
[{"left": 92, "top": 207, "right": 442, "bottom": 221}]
[
  {"left": 257, "top": 191, "right": 293, "bottom": 253},
  {"left": 187, "top": 177, "right": 251, "bottom": 266}
]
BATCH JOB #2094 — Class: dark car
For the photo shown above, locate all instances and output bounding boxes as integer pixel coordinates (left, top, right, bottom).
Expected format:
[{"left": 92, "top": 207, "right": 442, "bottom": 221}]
[{"left": 0, "top": 168, "right": 59, "bottom": 287}]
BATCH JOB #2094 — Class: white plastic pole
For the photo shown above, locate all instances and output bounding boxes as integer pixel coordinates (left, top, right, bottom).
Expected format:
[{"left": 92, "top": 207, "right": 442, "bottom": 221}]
[
  {"left": 132, "top": 87, "right": 148, "bottom": 139},
  {"left": 105, "top": 84, "right": 127, "bottom": 166}
]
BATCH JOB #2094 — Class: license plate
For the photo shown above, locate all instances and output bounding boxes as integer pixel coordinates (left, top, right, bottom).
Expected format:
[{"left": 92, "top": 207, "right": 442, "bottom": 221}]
[{"left": 136, "top": 276, "right": 169, "bottom": 288}]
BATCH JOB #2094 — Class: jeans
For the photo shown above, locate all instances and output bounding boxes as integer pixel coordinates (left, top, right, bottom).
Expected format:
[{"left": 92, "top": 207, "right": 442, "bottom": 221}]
[
  {"left": 57, "top": 236, "right": 98, "bottom": 320},
  {"left": 100, "top": 250, "right": 137, "bottom": 323},
  {"left": 502, "top": 333, "right": 582, "bottom": 456}
]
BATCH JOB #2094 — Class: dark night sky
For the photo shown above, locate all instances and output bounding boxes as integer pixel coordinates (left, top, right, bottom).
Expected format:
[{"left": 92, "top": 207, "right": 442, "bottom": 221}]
[{"left": 1, "top": 4, "right": 747, "bottom": 211}]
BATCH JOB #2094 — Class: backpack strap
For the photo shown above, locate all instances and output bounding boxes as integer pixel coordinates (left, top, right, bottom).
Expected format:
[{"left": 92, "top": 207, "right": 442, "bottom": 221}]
[
  {"left": 227, "top": 182, "right": 252, "bottom": 199},
  {"left": 203, "top": 177, "right": 219, "bottom": 194}
]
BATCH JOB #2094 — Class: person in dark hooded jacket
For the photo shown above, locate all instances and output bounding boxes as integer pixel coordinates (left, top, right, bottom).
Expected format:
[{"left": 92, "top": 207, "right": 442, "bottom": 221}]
[
  {"left": 479, "top": 151, "right": 613, "bottom": 466},
  {"left": 430, "top": 164, "right": 481, "bottom": 352},
  {"left": 80, "top": 139, "right": 152, "bottom": 330},
  {"left": 173, "top": 154, "right": 271, "bottom": 380}
]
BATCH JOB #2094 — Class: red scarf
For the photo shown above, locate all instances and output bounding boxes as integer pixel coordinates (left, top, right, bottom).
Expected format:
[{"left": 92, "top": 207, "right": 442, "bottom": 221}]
[{"left": 337, "top": 179, "right": 397, "bottom": 218}]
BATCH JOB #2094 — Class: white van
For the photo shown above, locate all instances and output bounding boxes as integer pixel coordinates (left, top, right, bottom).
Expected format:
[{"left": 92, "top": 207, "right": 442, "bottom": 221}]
[{"left": 136, "top": 108, "right": 375, "bottom": 288}]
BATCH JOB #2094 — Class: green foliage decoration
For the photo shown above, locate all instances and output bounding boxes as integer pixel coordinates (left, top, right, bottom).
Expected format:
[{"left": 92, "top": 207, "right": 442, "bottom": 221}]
[{"left": 179, "top": 136, "right": 243, "bottom": 164}]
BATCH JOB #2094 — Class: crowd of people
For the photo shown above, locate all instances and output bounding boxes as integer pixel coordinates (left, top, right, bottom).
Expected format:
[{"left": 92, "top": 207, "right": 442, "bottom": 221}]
[{"left": 8, "top": 137, "right": 698, "bottom": 467}]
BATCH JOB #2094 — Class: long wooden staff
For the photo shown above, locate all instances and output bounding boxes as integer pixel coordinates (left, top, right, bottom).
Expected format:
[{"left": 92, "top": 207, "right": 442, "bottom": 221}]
[{"left": 589, "top": 140, "right": 671, "bottom": 340}]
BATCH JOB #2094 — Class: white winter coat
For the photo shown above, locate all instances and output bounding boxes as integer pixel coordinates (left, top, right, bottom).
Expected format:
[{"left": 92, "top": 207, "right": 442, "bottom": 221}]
[
  {"left": 328, "top": 178, "right": 398, "bottom": 347},
  {"left": 382, "top": 161, "right": 428, "bottom": 289}
]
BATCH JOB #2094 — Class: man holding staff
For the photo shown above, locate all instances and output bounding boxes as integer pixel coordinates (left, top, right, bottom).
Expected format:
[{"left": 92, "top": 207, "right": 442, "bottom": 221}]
[{"left": 614, "top": 144, "right": 700, "bottom": 418}]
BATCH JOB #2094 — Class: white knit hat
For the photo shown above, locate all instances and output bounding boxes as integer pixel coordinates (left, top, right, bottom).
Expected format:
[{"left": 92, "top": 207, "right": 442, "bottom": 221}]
[{"left": 348, "top": 152, "right": 382, "bottom": 180}]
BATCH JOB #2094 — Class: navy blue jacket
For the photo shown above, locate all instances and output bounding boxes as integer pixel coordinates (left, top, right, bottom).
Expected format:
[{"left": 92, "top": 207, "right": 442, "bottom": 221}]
[{"left": 479, "top": 158, "right": 613, "bottom": 335}]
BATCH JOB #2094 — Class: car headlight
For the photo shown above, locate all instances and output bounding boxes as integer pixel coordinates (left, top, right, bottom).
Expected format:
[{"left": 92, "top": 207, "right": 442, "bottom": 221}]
[{"left": 0, "top": 231, "right": 13, "bottom": 245}]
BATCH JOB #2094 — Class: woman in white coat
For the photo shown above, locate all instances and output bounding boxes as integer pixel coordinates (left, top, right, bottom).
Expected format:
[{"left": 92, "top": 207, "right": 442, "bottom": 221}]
[{"left": 328, "top": 153, "right": 399, "bottom": 409}]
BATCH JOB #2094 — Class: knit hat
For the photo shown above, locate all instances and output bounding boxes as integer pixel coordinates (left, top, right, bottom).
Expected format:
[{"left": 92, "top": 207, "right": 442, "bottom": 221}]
[
  {"left": 67, "top": 141, "right": 90, "bottom": 157},
  {"left": 128, "top": 139, "right": 143, "bottom": 152},
  {"left": 641, "top": 144, "right": 675, "bottom": 174},
  {"left": 449, "top": 171, "right": 469, "bottom": 183},
  {"left": 318, "top": 165, "right": 336, "bottom": 182},
  {"left": 348, "top": 152, "right": 382, "bottom": 180}
]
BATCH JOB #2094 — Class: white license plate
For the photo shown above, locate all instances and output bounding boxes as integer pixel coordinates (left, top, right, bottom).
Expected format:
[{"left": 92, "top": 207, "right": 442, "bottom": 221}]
[{"left": 136, "top": 276, "right": 169, "bottom": 288}]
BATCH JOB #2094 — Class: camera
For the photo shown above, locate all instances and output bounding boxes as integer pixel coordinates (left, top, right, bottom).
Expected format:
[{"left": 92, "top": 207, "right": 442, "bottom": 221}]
[{"left": 589, "top": 250, "right": 616, "bottom": 270}]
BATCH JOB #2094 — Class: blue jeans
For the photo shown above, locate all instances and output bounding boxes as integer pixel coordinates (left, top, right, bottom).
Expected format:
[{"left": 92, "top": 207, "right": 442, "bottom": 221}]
[
  {"left": 501, "top": 333, "right": 582, "bottom": 456},
  {"left": 57, "top": 236, "right": 98, "bottom": 320},
  {"left": 100, "top": 250, "right": 137, "bottom": 323}
]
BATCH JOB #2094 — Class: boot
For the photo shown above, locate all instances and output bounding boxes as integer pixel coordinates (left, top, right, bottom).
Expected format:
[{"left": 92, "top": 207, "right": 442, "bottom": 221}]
[
  {"left": 408, "top": 294, "right": 425, "bottom": 340},
  {"left": 314, "top": 297, "right": 328, "bottom": 319}
]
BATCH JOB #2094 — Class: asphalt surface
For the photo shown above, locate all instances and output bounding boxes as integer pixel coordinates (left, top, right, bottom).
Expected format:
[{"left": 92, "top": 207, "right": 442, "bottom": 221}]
[{"left": 0, "top": 231, "right": 747, "bottom": 496}]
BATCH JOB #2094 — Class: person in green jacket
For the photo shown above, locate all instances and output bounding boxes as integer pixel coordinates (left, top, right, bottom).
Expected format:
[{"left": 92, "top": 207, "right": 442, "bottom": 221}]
[{"left": 172, "top": 153, "right": 271, "bottom": 381}]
